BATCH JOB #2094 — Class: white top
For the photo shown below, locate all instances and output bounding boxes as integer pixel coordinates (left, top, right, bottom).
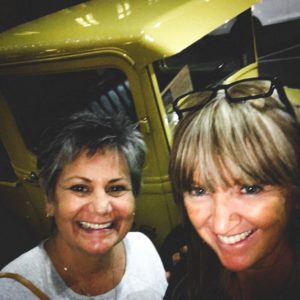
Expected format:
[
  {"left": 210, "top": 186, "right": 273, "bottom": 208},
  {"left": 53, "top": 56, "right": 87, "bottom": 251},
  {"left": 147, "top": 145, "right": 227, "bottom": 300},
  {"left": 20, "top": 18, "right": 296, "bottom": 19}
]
[{"left": 0, "top": 232, "right": 167, "bottom": 299}]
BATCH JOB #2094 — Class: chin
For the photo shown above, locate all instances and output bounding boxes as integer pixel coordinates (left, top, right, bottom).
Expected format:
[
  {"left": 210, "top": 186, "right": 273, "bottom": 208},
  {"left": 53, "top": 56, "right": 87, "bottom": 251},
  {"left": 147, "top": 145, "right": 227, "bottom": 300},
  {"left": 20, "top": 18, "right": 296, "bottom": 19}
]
[
  {"left": 83, "top": 245, "right": 114, "bottom": 256},
  {"left": 79, "top": 239, "right": 118, "bottom": 256},
  {"left": 220, "top": 257, "right": 253, "bottom": 272},
  {"left": 223, "top": 264, "right": 249, "bottom": 272}
]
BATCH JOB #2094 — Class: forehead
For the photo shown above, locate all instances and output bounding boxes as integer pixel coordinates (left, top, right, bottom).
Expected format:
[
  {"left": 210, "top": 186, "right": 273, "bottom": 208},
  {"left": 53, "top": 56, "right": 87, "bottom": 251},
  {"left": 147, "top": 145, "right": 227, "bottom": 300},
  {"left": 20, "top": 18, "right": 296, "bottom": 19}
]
[{"left": 60, "top": 149, "right": 129, "bottom": 179}]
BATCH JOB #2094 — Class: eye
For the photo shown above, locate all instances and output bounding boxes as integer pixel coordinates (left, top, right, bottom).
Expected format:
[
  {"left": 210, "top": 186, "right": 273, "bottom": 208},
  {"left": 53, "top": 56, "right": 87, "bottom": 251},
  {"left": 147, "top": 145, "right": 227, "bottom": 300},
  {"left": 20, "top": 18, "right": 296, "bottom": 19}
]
[
  {"left": 240, "top": 185, "right": 263, "bottom": 195},
  {"left": 106, "top": 185, "right": 130, "bottom": 197},
  {"left": 70, "top": 184, "right": 89, "bottom": 194},
  {"left": 189, "top": 186, "right": 207, "bottom": 197},
  {"left": 110, "top": 185, "right": 125, "bottom": 192}
]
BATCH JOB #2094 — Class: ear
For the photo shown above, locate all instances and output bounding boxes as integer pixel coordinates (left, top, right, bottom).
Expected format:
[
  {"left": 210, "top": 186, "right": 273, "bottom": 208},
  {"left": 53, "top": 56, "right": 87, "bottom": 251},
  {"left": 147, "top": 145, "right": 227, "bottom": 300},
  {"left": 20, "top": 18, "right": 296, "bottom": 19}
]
[{"left": 45, "top": 197, "right": 55, "bottom": 217}]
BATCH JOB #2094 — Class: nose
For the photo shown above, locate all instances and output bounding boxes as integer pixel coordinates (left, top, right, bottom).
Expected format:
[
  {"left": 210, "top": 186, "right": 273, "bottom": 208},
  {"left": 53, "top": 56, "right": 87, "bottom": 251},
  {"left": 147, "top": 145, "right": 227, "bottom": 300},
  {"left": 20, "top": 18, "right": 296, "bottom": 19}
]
[
  {"left": 89, "top": 191, "right": 112, "bottom": 215},
  {"left": 211, "top": 192, "right": 241, "bottom": 235}
]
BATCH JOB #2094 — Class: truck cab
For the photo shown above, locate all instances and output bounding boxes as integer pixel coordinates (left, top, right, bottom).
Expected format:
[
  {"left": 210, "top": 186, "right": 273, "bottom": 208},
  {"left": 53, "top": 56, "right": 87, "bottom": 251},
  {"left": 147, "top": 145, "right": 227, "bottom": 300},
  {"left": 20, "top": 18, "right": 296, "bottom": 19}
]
[{"left": 2, "top": 0, "right": 298, "bottom": 266}]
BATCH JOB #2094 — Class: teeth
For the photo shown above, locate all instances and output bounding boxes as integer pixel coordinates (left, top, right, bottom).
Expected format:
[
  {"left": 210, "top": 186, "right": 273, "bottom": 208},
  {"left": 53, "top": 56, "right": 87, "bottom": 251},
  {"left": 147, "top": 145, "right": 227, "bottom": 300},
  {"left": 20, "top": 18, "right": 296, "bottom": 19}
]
[
  {"left": 218, "top": 230, "right": 252, "bottom": 245},
  {"left": 80, "top": 221, "right": 112, "bottom": 229}
]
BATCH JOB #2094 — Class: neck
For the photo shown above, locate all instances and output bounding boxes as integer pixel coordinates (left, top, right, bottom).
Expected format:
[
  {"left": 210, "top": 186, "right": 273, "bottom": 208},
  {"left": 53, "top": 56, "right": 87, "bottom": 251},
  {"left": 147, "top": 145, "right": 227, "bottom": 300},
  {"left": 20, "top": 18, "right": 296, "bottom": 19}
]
[{"left": 45, "top": 236, "right": 125, "bottom": 296}]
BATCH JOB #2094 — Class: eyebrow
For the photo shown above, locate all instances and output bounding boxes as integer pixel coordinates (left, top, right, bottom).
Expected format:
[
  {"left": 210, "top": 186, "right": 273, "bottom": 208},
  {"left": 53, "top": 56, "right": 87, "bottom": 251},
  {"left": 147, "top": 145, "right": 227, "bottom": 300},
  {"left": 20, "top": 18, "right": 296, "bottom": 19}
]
[
  {"left": 61, "top": 176, "right": 129, "bottom": 184},
  {"left": 60, "top": 176, "right": 91, "bottom": 184},
  {"left": 109, "top": 177, "right": 129, "bottom": 183}
]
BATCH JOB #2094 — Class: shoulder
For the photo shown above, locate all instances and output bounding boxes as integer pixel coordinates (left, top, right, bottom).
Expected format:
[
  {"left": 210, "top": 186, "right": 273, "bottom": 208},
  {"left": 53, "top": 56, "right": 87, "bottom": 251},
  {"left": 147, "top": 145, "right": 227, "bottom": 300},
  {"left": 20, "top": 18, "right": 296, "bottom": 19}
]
[
  {"left": 0, "top": 240, "right": 52, "bottom": 294},
  {"left": 124, "top": 232, "right": 162, "bottom": 268},
  {"left": 124, "top": 232, "right": 164, "bottom": 264},
  {"left": 0, "top": 277, "right": 41, "bottom": 300},
  {"left": 119, "top": 232, "right": 168, "bottom": 299},
  {"left": 125, "top": 231, "right": 156, "bottom": 248},
  {"left": 0, "top": 242, "right": 49, "bottom": 299},
  {"left": 1, "top": 242, "right": 46, "bottom": 275}
]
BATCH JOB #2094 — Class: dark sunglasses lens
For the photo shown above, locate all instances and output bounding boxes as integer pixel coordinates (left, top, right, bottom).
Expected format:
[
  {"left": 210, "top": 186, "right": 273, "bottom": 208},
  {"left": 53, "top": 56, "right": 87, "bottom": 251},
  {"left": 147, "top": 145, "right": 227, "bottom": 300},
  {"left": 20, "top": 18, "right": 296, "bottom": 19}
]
[
  {"left": 227, "top": 79, "right": 272, "bottom": 100},
  {"left": 176, "top": 91, "right": 213, "bottom": 111}
]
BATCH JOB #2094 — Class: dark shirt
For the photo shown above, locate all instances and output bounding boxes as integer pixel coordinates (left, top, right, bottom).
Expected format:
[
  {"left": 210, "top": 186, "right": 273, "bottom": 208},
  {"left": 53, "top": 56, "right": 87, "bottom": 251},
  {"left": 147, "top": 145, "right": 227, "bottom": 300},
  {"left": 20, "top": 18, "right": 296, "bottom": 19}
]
[{"left": 164, "top": 249, "right": 300, "bottom": 300}]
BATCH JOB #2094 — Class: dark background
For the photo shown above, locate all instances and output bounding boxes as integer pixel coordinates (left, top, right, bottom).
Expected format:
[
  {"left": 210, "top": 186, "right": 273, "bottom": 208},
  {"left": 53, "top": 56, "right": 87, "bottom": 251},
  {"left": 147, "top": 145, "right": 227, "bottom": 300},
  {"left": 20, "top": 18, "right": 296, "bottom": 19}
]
[{"left": 0, "top": 0, "right": 88, "bottom": 31}]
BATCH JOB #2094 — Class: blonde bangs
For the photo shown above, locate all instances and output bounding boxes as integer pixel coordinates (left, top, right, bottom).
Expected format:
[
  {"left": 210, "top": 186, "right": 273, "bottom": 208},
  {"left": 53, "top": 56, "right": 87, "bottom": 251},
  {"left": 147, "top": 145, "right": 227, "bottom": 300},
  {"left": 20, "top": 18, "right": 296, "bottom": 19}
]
[{"left": 170, "top": 94, "right": 300, "bottom": 196}]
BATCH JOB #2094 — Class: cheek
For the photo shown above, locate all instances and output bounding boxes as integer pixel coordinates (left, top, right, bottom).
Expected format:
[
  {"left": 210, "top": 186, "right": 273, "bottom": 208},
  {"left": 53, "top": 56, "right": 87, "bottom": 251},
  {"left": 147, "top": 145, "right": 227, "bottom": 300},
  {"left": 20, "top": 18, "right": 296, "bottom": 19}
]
[
  {"left": 184, "top": 201, "right": 209, "bottom": 229},
  {"left": 53, "top": 191, "right": 85, "bottom": 220},
  {"left": 115, "top": 197, "right": 135, "bottom": 219},
  {"left": 247, "top": 198, "right": 291, "bottom": 230},
  {"left": 115, "top": 200, "right": 135, "bottom": 233}
]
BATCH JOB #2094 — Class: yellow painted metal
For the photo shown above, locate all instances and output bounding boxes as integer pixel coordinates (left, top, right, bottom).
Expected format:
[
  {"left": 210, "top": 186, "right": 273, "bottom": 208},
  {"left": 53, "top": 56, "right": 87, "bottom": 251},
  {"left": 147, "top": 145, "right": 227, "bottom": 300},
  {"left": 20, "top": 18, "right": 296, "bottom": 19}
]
[
  {"left": 147, "top": 64, "right": 175, "bottom": 147},
  {"left": 286, "top": 88, "right": 300, "bottom": 105},
  {"left": 0, "top": 0, "right": 258, "bottom": 67},
  {"left": 0, "top": 93, "right": 36, "bottom": 171},
  {"left": 0, "top": 94, "right": 51, "bottom": 237},
  {"left": 223, "top": 62, "right": 259, "bottom": 83}
]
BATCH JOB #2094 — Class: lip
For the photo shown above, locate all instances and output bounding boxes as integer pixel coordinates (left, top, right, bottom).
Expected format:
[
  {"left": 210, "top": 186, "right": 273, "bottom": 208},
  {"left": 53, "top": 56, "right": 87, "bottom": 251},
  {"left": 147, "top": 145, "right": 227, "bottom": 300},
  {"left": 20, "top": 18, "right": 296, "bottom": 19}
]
[
  {"left": 215, "top": 229, "right": 257, "bottom": 249},
  {"left": 218, "top": 229, "right": 255, "bottom": 245},
  {"left": 76, "top": 220, "right": 115, "bottom": 233}
]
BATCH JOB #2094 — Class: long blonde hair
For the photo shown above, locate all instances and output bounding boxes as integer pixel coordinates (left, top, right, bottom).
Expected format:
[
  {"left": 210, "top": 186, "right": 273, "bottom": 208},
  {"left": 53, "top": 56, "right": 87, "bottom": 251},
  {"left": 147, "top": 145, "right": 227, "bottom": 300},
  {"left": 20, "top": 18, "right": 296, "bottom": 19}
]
[{"left": 168, "top": 80, "right": 300, "bottom": 299}]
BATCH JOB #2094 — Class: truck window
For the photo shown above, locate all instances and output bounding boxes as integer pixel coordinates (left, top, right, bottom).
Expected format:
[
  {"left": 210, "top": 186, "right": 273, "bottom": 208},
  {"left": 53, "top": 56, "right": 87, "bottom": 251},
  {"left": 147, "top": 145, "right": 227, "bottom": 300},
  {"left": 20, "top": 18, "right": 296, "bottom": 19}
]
[
  {"left": 0, "top": 69, "right": 137, "bottom": 154},
  {"left": 153, "top": 9, "right": 255, "bottom": 131}
]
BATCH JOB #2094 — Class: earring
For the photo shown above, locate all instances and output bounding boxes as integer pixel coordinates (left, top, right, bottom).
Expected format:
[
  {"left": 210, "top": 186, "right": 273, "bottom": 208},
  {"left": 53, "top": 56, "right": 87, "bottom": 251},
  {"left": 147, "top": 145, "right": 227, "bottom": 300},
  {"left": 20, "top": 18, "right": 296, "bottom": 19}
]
[{"left": 46, "top": 212, "right": 53, "bottom": 218}]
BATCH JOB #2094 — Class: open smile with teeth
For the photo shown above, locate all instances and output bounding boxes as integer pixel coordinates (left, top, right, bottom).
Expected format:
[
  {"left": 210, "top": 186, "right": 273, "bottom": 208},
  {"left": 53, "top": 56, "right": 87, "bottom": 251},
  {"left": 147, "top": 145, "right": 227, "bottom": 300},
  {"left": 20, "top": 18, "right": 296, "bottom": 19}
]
[
  {"left": 79, "top": 221, "right": 113, "bottom": 230},
  {"left": 218, "top": 229, "right": 253, "bottom": 245}
]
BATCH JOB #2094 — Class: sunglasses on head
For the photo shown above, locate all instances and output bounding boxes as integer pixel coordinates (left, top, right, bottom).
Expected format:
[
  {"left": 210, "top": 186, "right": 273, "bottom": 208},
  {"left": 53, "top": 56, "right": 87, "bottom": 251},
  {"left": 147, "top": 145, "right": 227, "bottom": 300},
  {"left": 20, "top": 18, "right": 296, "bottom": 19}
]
[{"left": 173, "top": 77, "right": 296, "bottom": 120}]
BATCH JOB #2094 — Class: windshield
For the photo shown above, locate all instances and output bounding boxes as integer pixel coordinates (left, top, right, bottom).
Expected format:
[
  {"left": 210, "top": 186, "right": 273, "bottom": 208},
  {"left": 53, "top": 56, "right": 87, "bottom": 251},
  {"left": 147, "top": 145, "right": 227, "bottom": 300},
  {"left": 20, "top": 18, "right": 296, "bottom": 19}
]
[{"left": 153, "top": 9, "right": 255, "bottom": 131}]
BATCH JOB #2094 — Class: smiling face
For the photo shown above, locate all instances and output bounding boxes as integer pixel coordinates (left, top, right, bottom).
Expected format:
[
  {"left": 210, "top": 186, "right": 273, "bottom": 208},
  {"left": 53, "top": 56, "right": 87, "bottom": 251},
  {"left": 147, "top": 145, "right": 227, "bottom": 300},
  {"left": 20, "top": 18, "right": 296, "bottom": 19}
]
[
  {"left": 184, "top": 174, "right": 294, "bottom": 272},
  {"left": 46, "top": 149, "right": 135, "bottom": 256}
]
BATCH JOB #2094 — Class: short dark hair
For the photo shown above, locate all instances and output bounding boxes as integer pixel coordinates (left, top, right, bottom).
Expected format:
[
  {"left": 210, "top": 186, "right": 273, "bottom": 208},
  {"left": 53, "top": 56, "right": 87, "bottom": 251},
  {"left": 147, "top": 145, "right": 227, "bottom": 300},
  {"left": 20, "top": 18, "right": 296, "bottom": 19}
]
[{"left": 37, "top": 110, "right": 146, "bottom": 199}]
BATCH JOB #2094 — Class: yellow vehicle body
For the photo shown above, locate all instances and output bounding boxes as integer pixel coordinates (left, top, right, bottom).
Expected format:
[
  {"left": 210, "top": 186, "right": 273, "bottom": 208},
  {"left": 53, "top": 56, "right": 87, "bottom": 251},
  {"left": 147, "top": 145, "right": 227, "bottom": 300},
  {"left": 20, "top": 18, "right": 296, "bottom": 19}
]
[
  {"left": 0, "top": 0, "right": 256, "bottom": 66},
  {"left": 0, "top": 0, "right": 265, "bottom": 255}
]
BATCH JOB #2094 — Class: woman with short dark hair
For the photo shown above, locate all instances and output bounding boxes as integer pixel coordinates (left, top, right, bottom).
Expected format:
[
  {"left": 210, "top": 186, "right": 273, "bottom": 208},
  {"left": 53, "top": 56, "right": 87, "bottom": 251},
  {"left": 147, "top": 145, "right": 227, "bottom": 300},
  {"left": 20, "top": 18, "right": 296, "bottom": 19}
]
[{"left": 1, "top": 110, "right": 167, "bottom": 299}]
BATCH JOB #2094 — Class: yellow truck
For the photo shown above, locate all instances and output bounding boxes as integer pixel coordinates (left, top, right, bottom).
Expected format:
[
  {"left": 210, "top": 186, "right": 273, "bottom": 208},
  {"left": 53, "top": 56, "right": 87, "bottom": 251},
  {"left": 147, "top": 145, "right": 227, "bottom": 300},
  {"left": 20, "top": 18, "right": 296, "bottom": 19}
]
[{"left": 1, "top": 0, "right": 298, "bottom": 262}]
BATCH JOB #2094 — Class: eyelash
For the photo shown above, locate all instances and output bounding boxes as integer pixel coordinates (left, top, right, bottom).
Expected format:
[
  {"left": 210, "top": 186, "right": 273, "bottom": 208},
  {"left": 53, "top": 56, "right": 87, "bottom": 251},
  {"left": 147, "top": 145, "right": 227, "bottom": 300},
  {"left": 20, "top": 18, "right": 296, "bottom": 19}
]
[
  {"left": 68, "top": 184, "right": 130, "bottom": 196},
  {"left": 189, "top": 187, "right": 207, "bottom": 197},
  {"left": 107, "top": 185, "right": 131, "bottom": 197},
  {"left": 187, "top": 184, "right": 264, "bottom": 197},
  {"left": 70, "top": 185, "right": 89, "bottom": 194},
  {"left": 240, "top": 185, "right": 263, "bottom": 195}
]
